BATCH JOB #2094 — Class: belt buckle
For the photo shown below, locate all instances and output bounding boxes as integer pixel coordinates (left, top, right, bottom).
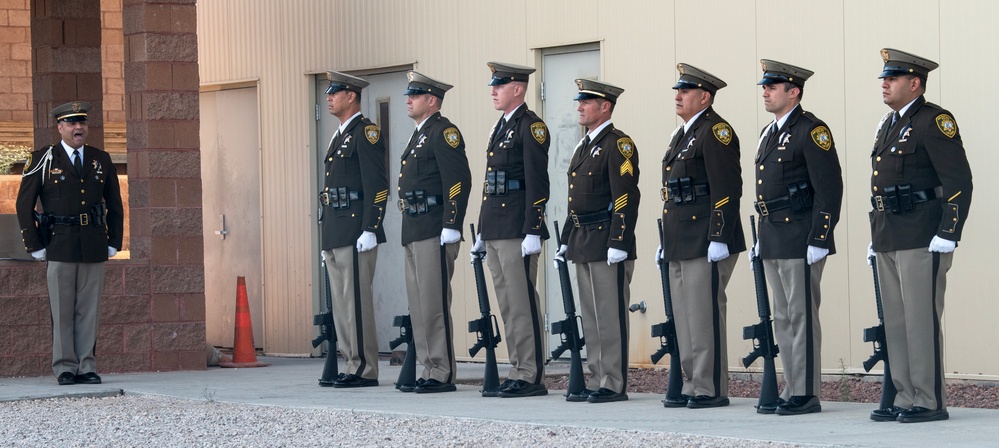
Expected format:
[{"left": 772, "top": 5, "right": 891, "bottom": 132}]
[
  {"left": 660, "top": 187, "right": 669, "bottom": 202},
  {"left": 757, "top": 201, "right": 769, "bottom": 217},
  {"left": 875, "top": 196, "right": 885, "bottom": 212},
  {"left": 571, "top": 214, "right": 581, "bottom": 228},
  {"left": 397, "top": 199, "right": 406, "bottom": 212},
  {"left": 79, "top": 213, "right": 89, "bottom": 226}
]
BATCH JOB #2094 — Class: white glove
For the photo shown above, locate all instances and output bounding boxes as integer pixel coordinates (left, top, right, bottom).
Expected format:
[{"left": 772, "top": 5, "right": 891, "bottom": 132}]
[
  {"left": 521, "top": 234, "right": 542, "bottom": 257},
  {"left": 31, "top": 248, "right": 46, "bottom": 261},
  {"left": 748, "top": 241, "right": 759, "bottom": 270},
  {"left": 866, "top": 242, "right": 875, "bottom": 266},
  {"left": 654, "top": 245, "right": 663, "bottom": 268},
  {"left": 928, "top": 235, "right": 956, "bottom": 253},
  {"left": 707, "top": 241, "right": 729, "bottom": 262},
  {"left": 107, "top": 246, "right": 118, "bottom": 258},
  {"left": 440, "top": 228, "right": 461, "bottom": 246},
  {"left": 806, "top": 245, "right": 828, "bottom": 265},
  {"left": 356, "top": 231, "right": 377, "bottom": 252},
  {"left": 607, "top": 248, "right": 628, "bottom": 265},
  {"left": 470, "top": 233, "right": 484, "bottom": 253},
  {"left": 553, "top": 244, "right": 568, "bottom": 266}
]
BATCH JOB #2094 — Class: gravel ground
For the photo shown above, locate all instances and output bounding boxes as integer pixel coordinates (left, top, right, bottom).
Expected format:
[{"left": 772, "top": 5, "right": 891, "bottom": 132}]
[
  {"left": 543, "top": 368, "right": 999, "bottom": 409},
  {"left": 0, "top": 395, "right": 809, "bottom": 448}
]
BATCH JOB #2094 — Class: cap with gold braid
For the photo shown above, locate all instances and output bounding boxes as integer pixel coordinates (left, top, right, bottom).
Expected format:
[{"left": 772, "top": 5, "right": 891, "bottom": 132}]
[
  {"left": 758, "top": 59, "right": 814, "bottom": 88},
  {"left": 574, "top": 79, "right": 625, "bottom": 104},
  {"left": 487, "top": 61, "right": 536, "bottom": 86},
  {"left": 325, "top": 71, "right": 370, "bottom": 95},
  {"left": 404, "top": 71, "right": 453, "bottom": 99},
  {"left": 878, "top": 48, "right": 938, "bottom": 80},
  {"left": 672, "top": 63, "right": 727, "bottom": 94},
  {"left": 50, "top": 101, "right": 92, "bottom": 123}
]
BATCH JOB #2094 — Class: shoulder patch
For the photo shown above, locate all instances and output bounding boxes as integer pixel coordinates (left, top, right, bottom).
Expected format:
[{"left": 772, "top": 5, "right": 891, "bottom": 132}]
[
  {"left": 935, "top": 114, "right": 957, "bottom": 138},
  {"left": 443, "top": 127, "right": 461, "bottom": 148},
  {"left": 810, "top": 126, "right": 833, "bottom": 151},
  {"left": 617, "top": 137, "right": 635, "bottom": 176},
  {"left": 712, "top": 122, "right": 733, "bottom": 145},
  {"left": 530, "top": 122, "right": 547, "bottom": 144},
  {"left": 364, "top": 125, "right": 380, "bottom": 144}
]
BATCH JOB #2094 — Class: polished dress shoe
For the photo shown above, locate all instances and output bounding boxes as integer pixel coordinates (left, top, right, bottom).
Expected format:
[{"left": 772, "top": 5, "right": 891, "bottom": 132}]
[
  {"left": 320, "top": 373, "right": 346, "bottom": 388},
  {"left": 414, "top": 378, "right": 456, "bottom": 394},
  {"left": 397, "top": 377, "right": 424, "bottom": 393},
  {"left": 870, "top": 405, "right": 905, "bottom": 422},
  {"left": 897, "top": 406, "right": 949, "bottom": 423},
  {"left": 498, "top": 380, "right": 548, "bottom": 398},
  {"left": 756, "top": 398, "right": 786, "bottom": 414},
  {"left": 332, "top": 374, "right": 378, "bottom": 388},
  {"left": 74, "top": 372, "right": 102, "bottom": 385},
  {"left": 483, "top": 379, "right": 515, "bottom": 397},
  {"left": 57, "top": 372, "right": 76, "bottom": 386},
  {"left": 566, "top": 388, "right": 595, "bottom": 403},
  {"left": 663, "top": 394, "right": 692, "bottom": 408},
  {"left": 776, "top": 395, "right": 821, "bottom": 415},
  {"left": 686, "top": 395, "right": 729, "bottom": 409},
  {"left": 586, "top": 387, "right": 628, "bottom": 403}
]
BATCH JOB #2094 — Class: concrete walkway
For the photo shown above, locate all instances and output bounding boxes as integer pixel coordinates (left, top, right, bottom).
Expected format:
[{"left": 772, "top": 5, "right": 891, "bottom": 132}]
[{"left": 1, "top": 357, "right": 994, "bottom": 447}]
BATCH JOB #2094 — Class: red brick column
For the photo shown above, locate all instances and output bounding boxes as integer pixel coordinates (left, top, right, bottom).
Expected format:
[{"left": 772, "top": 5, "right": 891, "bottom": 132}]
[
  {"left": 30, "top": 0, "right": 105, "bottom": 148},
  {"left": 121, "top": 0, "right": 204, "bottom": 371}
]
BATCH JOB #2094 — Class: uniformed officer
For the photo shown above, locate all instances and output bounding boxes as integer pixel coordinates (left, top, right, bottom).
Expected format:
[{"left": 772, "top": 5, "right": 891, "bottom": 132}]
[
  {"left": 554, "top": 79, "right": 640, "bottom": 404},
  {"left": 15, "top": 101, "right": 124, "bottom": 386},
  {"left": 752, "top": 60, "right": 843, "bottom": 415},
  {"left": 867, "top": 49, "right": 973, "bottom": 423},
  {"left": 318, "top": 71, "right": 389, "bottom": 388},
  {"left": 398, "top": 71, "right": 472, "bottom": 394},
  {"left": 657, "top": 64, "right": 745, "bottom": 408},
  {"left": 469, "top": 62, "right": 550, "bottom": 398}
]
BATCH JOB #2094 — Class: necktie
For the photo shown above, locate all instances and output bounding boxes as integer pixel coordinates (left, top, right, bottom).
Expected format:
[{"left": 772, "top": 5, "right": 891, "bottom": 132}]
[
  {"left": 491, "top": 118, "right": 506, "bottom": 144},
  {"left": 673, "top": 127, "right": 685, "bottom": 149},
  {"left": 73, "top": 149, "right": 83, "bottom": 177},
  {"left": 891, "top": 111, "right": 900, "bottom": 127}
]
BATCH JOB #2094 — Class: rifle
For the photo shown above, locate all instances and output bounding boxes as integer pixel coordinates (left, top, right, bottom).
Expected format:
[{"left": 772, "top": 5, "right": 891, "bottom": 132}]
[
  {"left": 389, "top": 314, "right": 417, "bottom": 390},
  {"left": 741, "top": 216, "right": 780, "bottom": 413},
  {"left": 467, "top": 223, "right": 502, "bottom": 397},
  {"left": 549, "top": 221, "right": 586, "bottom": 400},
  {"left": 650, "top": 218, "right": 684, "bottom": 406},
  {"left": 313, "top": 256, "right": 340, "bottom": 386},
  {"left": 863, "top": 254, "right": 897, "bottom": 410}
]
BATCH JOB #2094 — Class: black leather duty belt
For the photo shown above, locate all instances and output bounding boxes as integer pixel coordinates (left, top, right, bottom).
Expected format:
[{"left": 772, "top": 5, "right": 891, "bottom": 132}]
[
  {"left": 755, "top": 197, "right": 794, "bottom": 216},
  {"left": 871, "top": 185, "right": 941, "bottom": 214},
  {"left": 484, "top": 170, "right": 523, "bottom": 196},
  {"left": 570, "top": 210, "right": 611, "bottom": 228},
  {"left": 662, "top": 177, "right": 709, "bottom": 205},
  {"left": 398, "top": 190, "right": 442, "bottom": 215},
  {"left": 49, "top": 213, "right": 91, "bottom": 226},
  {"left": 320, "top": 188, "right": 361, "bottom": 209}
]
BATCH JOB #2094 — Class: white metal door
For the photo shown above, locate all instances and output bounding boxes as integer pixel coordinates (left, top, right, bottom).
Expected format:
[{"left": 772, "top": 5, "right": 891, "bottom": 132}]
[
  {"left": 201, "top": 87, "right": 264, "bottom": 349},
  {"left": 315, "top": 71, "right": 410, "bottom": 352},
  {"left": 541, "top": 46, "right": 600, "bottom": 358}
]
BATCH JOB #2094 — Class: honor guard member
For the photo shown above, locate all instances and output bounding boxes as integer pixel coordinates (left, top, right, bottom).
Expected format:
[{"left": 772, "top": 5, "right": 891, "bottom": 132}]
[
  {"left": 16, "top": 101, "right": 124, "bottom": 386},
  {"left": 752, "top": 60, "right": 843, "bottom": 415},
  {"left": 469, "top": 62, "right": 551, "bottom": 398},
  {"left": 555, "top": 79, "right": 640, "bottom": 404},
  {"left": 867, "top": 49, "right": 972, "bottom": 423},
  {"left": 657, "top": 64, "right": 745, "bottom": 408},
  {"left": 398, "top": 71, "right": 472, "bottom": 393},
  {"left": 319, "top": 71, "right": 389, "bottom": 388}
]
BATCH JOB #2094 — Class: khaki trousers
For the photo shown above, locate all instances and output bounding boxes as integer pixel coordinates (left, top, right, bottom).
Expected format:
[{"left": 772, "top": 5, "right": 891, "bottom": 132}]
[
  {"left": 876, "top": 248, "right": 951, "bottom": 411},
  {"left": 484, "top": 238, "right": 544, "bottom": 383},
  {"left": 670, "top": 256, "right": 736, "bottom": 397},
  {"left": 322, "top": 245, "right": 379, "bottom": 380},
  {"left": 575, "top": 260, "right": 633, "bottom": 393},
  {"left": 404, "top": 237, "right": 459, "bottom": 383},
  {"left": 48, "top": 261, "right": 105, "bottom": 375},
  {"left": 763, "top": 257, "right": 824, "bottom": 398}
]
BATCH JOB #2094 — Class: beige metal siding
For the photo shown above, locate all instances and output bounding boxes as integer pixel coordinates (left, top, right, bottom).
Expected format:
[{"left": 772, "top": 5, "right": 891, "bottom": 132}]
[{"left": 198, "top": 0, "right": 999, "bottom": 378}]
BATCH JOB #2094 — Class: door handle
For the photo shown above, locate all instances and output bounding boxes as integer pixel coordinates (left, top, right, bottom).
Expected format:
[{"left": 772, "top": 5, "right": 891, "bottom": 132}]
[{"left": 214, "top": 214, "right": 228, "bottom": 240}]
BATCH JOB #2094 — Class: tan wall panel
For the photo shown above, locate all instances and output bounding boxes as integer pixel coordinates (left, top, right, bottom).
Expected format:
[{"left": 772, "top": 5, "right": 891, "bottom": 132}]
[{"left": 196, "top": 0, "right": 999, "bottom": 376}]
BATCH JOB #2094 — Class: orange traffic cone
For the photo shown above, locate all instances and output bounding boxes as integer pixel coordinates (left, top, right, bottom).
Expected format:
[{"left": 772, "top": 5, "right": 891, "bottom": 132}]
[{"left": 219, "top": 276, "right": 269, "bottom": 368}]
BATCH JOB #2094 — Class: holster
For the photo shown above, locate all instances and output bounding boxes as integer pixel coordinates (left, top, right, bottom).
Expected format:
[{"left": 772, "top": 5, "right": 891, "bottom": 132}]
[
  {"left": 786, "top": 181, "right": 814, "bottom": 211},
  {"left": 33, "top": 211, "right": 51, "bottom": 247}
]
